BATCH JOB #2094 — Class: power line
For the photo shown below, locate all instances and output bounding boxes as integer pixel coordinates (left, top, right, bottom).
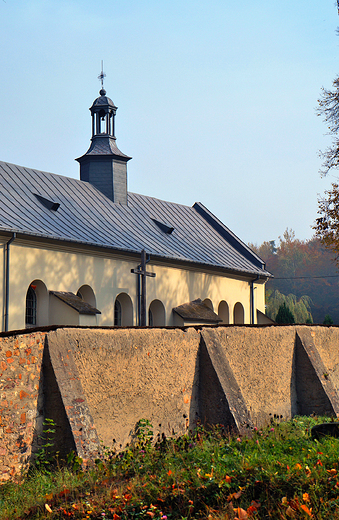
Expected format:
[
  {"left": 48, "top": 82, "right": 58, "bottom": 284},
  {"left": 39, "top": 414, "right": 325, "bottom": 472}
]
[{"left": 274, "top": 275, "right": 339, "bottom": 280}]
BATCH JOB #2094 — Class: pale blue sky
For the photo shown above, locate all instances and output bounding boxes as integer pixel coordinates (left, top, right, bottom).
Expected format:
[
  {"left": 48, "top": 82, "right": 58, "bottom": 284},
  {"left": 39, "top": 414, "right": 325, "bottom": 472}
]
[{"left": 0, "top": 0, "right": 338, "bottom": 245}]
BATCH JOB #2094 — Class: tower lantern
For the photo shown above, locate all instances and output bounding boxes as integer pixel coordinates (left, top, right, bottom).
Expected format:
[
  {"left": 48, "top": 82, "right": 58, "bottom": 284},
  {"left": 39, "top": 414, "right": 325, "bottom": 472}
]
[{"left": 90, "top": 88, "right": 117, "bottom": 138}]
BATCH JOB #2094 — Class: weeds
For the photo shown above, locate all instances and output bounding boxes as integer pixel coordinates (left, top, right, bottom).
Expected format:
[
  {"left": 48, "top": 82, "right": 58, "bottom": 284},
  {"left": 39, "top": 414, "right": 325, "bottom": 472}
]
[
  {"left": 33, "top": 418, "right": 57, "bottom": 474},
  {"left": 1, "top": 416, "right": 339, "bottom": 519}
]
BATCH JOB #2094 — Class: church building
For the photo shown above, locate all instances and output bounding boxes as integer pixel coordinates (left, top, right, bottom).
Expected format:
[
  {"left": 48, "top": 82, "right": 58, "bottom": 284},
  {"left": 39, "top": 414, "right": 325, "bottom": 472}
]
[{"left": 0, "top": 86, "right": 271, "bottom": 332}]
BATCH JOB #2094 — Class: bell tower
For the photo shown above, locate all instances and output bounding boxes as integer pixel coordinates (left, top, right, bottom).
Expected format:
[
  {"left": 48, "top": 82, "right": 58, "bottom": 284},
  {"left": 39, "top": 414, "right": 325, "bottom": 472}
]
[{"left": 76, "top": 67, "right": 131, "bottom": 204}]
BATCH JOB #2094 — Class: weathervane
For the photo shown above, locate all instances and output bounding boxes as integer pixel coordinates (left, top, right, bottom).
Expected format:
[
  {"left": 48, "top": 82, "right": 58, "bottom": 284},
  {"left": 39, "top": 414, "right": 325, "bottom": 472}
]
[{"left": 98, "top": 60, "right": 106, "bottom": 90}]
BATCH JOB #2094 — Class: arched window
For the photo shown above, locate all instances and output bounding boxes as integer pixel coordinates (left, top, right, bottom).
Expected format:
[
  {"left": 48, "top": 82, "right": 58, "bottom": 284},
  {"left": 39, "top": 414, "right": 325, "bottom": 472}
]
[
  {"left": 218, "top": 300, "right": 229, "bottom": 324},
  {"left": 203, "top": 298, "right": 214, "bottom": 311},
  {"left": 114, "top": 299, "right": 122, "bottom": 326},
  {"left": 233, "top": 302, "right": 245, "bottom": 324},
  {"left": 99, "top": 109, "right": 107, "bottom": 133},
  {"left": 114, "top": 293, "right": 133, "bottom": 326},
  {"left": 148, "top": 300, "right": 166, "bottom": 326},
  {"left": 26, "top": 285, "right": 37, "bottom": 327},
  {"left": 76, "top": 285, "right": 96, "bottom": 308},
  {"left": 25, "top": 280, "right": 48, "bottom": 328}
]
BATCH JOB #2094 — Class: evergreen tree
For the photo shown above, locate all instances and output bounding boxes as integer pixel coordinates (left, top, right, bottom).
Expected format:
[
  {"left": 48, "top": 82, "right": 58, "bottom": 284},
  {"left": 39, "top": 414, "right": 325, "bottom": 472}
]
[
  {"left": 323, "top": 314, "right": 334, "bottom": 325},
  {"left": 275, "top": 302, "right": 295, "bottom": 324}
]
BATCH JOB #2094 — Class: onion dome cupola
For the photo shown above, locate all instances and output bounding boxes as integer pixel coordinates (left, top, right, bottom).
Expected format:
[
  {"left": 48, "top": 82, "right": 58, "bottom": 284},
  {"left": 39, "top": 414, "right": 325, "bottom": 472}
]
[{"left": 76, "top": 86, "right": 131, "bottom": 205}]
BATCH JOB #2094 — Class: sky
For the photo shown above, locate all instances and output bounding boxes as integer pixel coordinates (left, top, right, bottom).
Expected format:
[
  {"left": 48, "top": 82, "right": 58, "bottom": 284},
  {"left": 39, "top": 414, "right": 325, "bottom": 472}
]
[{"left": 0, "top": 0, "right": 338, "bottom": 246}]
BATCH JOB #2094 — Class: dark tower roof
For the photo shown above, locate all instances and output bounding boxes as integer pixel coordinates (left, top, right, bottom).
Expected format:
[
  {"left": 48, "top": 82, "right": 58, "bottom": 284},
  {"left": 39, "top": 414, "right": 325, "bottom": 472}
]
[
  {"left": 91, "top": 88, "right": 116, "bottom": 109},
  {"left": 82, "top": 135, "right": 131, "bottom": 158}
]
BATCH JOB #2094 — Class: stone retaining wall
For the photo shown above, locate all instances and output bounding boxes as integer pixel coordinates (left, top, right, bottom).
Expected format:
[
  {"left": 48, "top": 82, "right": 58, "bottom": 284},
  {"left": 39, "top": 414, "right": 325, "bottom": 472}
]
[
  {"left": 1, "top": 324, "right": 339, "bottom": 481},
  {"left": 46, "top": 327, "right": 201, "bottom": 453},
  {"left": 0, "top": 331, "right": 45, "bottom": 480}
]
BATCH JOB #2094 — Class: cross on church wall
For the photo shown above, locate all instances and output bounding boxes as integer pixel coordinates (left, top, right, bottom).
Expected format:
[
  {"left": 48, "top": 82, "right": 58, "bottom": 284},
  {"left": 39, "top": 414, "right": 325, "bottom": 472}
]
[{"left": 131, "top": 249, "right": 156, "bottom": 326}]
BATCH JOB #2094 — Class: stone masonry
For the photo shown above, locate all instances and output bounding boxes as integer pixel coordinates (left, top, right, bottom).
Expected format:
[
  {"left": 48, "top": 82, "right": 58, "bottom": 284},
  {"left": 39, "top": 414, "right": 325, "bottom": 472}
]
[
  {"left": 2, "top": 324, "right": 339, "bottom": 481},
  {"left": 0, "top": 331, "right": 46, "bottom": 481}
]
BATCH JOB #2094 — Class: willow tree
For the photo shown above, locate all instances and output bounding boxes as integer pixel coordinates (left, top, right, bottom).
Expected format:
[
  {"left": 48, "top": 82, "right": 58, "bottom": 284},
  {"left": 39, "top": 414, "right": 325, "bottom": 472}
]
[{"left": 266, "top": 289, "right": 313, "bottom": 324}]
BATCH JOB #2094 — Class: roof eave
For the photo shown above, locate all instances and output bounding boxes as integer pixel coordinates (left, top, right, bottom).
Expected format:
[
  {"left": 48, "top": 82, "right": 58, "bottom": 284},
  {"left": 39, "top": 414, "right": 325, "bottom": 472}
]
[{"left": 0, "top": 228, "right": 273, "bottom": 280}]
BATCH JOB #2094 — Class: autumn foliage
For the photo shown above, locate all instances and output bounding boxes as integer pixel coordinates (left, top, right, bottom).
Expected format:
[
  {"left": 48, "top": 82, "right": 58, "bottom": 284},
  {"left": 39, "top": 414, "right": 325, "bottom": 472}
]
[{"left": 250, "top": 229, "right": 339, "bottom": 324}]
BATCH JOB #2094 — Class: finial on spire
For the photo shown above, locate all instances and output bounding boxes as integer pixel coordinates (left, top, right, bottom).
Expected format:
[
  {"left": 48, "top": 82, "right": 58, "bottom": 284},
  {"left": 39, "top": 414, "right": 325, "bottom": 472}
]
[{"left": 98, "top": 60, "right": 106, "bottom": 95}]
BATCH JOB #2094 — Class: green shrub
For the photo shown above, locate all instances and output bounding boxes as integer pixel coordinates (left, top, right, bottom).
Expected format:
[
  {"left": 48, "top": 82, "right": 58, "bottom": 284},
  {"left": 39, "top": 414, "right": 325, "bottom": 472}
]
[{"left": 275, "top": 302, "right": 295, "bottom": 324}]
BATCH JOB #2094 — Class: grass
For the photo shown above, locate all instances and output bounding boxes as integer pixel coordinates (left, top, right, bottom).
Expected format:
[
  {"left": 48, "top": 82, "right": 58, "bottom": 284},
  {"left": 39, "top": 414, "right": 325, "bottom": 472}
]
[{"left": 1, "top": 416, "right": 339, "bottom": 519}]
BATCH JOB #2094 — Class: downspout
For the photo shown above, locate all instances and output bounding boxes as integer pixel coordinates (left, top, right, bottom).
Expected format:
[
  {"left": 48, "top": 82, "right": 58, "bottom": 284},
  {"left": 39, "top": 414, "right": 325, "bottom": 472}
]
[
  {"left": 137, "top": 271, "right": 141, "bottom": 326},
  {"left": 4, "top": 233, "right": 16, "bottom": 332},
  {"left": 250, "top": 274, "right": 260, "bottom": 325}
]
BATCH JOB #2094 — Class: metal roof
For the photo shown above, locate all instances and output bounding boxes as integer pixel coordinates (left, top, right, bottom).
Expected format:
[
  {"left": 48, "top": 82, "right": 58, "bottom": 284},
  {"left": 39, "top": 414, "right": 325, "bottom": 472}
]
[
  {"left": 91, "top": 94, "right": 116, "bottom": 109},
  {"left": 78, "top": 136, "right": 131, "bottom": 159},
  {"left": 0, "top": 160, "right": 271, "bottom": 278}
]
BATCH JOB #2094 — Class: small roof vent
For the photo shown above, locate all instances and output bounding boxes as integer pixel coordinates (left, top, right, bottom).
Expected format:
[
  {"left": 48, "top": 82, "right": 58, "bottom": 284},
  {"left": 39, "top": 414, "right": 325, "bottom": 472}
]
[
  {"left": 34, "top": 193, "right": 60, "bottom": 211},
  {"left": 151, "top": 218, "right": 174, "bottom": 235}
]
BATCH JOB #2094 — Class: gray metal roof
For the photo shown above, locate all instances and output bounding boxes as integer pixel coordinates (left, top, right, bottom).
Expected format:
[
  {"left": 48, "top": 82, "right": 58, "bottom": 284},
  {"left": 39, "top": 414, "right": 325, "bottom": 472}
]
[
  {"left": 90, "top": 90, "right": 116, "bottom": 109},
  {"left": 0, "top": 161, "right": 271, "bottom": 278},
  {"left": 78, "top": 136, "right": 131, "bottom": 159}
]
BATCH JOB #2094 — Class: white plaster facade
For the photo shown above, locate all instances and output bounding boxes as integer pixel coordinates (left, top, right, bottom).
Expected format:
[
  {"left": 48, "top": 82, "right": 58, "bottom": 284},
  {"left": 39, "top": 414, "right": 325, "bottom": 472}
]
[{"left": 1, "top": 237, "right": 266, "bottom": 331}]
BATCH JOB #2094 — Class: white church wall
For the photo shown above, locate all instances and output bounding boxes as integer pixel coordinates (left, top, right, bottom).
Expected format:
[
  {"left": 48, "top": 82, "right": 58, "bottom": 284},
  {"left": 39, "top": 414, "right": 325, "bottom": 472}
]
[
  {"left": 4, "top": 240, "right": 266, "bottom": 331},
  {"left": 146, "top": 263, "right": 263, "bottom": 326},
  {"left": 79, "top": 314, "right": 98, "bottom": 327},
  {"left": 5, "top": 240, "right": 138, "bottom": 331},
  {"left": 49, "top": 294, "right": 79, "bottom": 326}
]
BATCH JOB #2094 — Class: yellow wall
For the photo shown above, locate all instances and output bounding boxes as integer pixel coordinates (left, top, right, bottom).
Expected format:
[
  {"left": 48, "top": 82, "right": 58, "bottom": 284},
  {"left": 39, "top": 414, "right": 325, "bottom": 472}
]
[
  {"left": 0, "top": 243, "right": 5, "bottom": 331},
  {"left": 49, "top": 294, "right": 79, "bottom": 326},
  {"left": 2, "top": 239, "right": 266, "bottom": 331}
]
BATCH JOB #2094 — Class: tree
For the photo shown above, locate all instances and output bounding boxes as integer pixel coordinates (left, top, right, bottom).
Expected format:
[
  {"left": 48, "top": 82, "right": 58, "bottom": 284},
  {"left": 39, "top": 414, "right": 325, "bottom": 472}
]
[
  {"left": 317, "top": 77, "right": 339, "bottom": 176},
  {"left": 266, "top": 289, "right": 313, "bottom": 324},
  {"left": 314, "top": 182, "right": 339, "bottom": 260},
  {"left": 323, "top": 314, "right": 334, "bottom": 325},
  {"left": 275, "top": 302, "right": 295, "bottom": 324},
  {"left": 251, "top": 232, "right": 339, "bottom": 324},
  {"left": 314, "top": 76, "right": 339, "bottom": 258}
]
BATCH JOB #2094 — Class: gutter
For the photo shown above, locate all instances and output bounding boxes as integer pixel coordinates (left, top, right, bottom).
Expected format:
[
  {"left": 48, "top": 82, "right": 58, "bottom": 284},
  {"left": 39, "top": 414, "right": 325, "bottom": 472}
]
[
  {"left": 4, "top": 233, "right": 16, "bottom": 332},
  {"left": 250, "top": 274, "right": 260, "bottom": 325}
]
